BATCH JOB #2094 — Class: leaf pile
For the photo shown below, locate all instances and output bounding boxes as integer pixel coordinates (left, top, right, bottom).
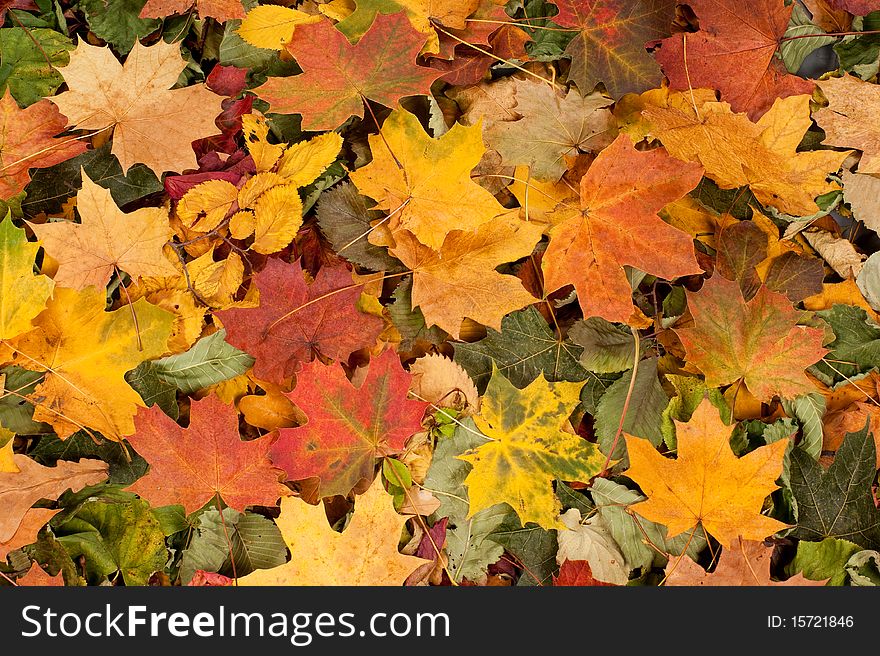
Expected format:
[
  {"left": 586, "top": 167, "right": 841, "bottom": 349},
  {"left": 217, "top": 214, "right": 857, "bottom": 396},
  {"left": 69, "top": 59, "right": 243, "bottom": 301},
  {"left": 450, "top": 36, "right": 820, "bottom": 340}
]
[{"left": 3, "top": 0, "right": 880, "bottom": 588}]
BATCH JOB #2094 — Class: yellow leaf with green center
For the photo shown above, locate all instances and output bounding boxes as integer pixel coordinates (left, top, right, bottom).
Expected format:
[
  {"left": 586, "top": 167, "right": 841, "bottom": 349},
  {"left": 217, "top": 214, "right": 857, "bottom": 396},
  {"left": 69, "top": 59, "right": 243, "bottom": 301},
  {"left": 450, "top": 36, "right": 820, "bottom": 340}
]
[
  {"left": 458, "top": 369, "right": 602, "bottom": 529},
  {"left": 11, "top": 287, "right": 173, "bottom": 440},
  {"left": 349, "top": 107, "right": 507, "bottom": 250},
  {"left": 0, "top": 216, "right": 54, "bottom": 340}
]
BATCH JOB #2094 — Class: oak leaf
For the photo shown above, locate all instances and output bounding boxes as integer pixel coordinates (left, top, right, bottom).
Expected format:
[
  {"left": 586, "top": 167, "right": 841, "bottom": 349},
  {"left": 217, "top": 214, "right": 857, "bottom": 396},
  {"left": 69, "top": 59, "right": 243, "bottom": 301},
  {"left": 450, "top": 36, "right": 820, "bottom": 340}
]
[
  {"left": 216, "top": 259, "right": 384, "bottom": 384},
  {"left": 459, "top": 368, "right": 603, "bottom": 530},
  {"left": 654, "top": 0, "right": 814, "bottom": 119},
  {"left": 255, "top": 14, "right": 440, "bottom": 131},
  {"left": 675, "top": 276, "right": 827, "bottom": 403},
  {"left": 269, "top": 350, "right": 429, "bottom": 499},
  {"left": 31, "top": 170, "right": 176, "bottom": 290},
  {"left": 553, "top": 0, "right": 676, "bottom": 98},
  {"left": 139, "top": 0, "right": 245, "bottom": 21},
  {"left": 815, "top": 75, "right": 880, "bottom": 176},
  {"left": 390, "top": 213, "right": 542, "bottom": 339},
  {"left": 351, "top": 107, "right": 508, "bottom": 250},
  {"left": 0, "top": 90, "right": 86, "bottom": 199},
  {"left": 51, "top": 40, "right": 223, "bottom": 175},
  {"left": 1, "top": 508, "right": 59, "bottom": 561},
  {"left": 11, "top": 286, "right": 174, "bottom": 439},
  {"left": 665, "top": 538, "right": 827, "bottom": 586},
  {"left": 0, "top": 454, "right": 107, "bottom": 543},
  {"left": 624, "top": 399, "right": 789, "bottom": 547},
  {"left": 126, "top": 394, "right": 285, "bottom": 515},
  {"left": 0, "top": 216, "right": 54, "bottom": 340},
  {"left": 541, "top": 134, "right": 704, "bottom": 324},
  {"left": 239, "top": 478, "right": 428, "bottom": 585}
]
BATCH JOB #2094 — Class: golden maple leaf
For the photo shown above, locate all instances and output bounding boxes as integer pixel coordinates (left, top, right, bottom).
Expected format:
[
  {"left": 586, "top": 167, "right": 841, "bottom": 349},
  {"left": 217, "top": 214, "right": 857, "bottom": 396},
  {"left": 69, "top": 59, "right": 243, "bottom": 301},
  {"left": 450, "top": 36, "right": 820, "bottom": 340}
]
[
  {"left": 350, "top": 107, "right": 507, "bottom": 250},
  {"left": 238, "top": 478, "right": 428, "bottom": 585},
  {"left": 458, "top": 368, "right": 604, "bottom": 530},
  {"left": 623, "top": 399, "right": 790, "bottom": 548},
  {"left": 30, "top": 170, "right": 177, "bottom": 290},
  {"left": 50, "top": 40, "right": 223, "bottom": 175}
]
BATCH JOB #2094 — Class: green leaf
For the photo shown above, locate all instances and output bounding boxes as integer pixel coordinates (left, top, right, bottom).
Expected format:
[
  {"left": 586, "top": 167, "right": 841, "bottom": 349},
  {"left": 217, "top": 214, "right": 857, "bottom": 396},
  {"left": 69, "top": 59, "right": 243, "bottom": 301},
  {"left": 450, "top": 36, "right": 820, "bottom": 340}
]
[
  {"left": 594, "top": 357, "right": 669, "bottom": 462},
  {"left": 0, "top": 366, "right": 51, "bottom": 435},
  {"left": 810, "top": 305, "right": 880, "bottom": 386},
  {"left": 568, "top": 317, "right": 640, "bottom": 373},
  {"left": 835, "top": 12, "right": 880, "bottom": 78},
  {"left": 0, "top": 27, "right": 73, "bottom": 107},
  {"left": 782, "top": 393, "right": 826, "bottom": 461},
  {"left": 149, "top": 330, "right": 254, "bottom": 394},
  {"left": 125, "top": 362, "right": 180, "bottom": 420},
  {"left": 29, "top": 433, "right": 148, "bottom": 486},
  {"left": 846, "top": 549, "right": 880, "bottom": 586},
  {"left": 788, "top": 537, "right": 860, "bottom": 586},
  {"left": 54, "top": 498, "right": 168, "bottom": 586},
  {"left": 388, "top": 277, "right": 447, "bottom": 353},
  {"left": 491, "top": 517, "right": 558, "bottom": 586},
  {"left": 781, "top": 4, "right": 836, "bottom": 73},
  {"left": 180, "top": 508, "right": 288, "bottom": 584},
  {"left": 556, "top": 480, "right": 594, "bottom": 516},
  {"left": 790, "top": 425, "right": 880, "bottom": 549},
  {"left": 23, "top": 143, "right": 162, "bottom": 217},
  {"left": 578, "top": 371, "right": 622, "bottom": 415},
  {"left": 454, "top": 306, "right": 586, "bottom": 393},
  {"left": 78, "top": 0, "right": 161, "bottom": 54}
]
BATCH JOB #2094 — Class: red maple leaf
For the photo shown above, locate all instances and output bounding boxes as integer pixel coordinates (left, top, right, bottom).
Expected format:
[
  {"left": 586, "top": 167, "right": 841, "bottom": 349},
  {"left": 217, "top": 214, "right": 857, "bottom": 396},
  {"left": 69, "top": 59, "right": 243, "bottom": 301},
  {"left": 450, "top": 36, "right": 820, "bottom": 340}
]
[
  {"left": 269, "top": 350, "right": 429, "bottom": 499},
  {"left": 553, "top": 560, "right": 616, "bottom": 586},
  {"left": 216, "top": 258, "right": 384, "bottom": 385},
  {"left": 126, "top": 395, "right": 285, "bottom": 514}
]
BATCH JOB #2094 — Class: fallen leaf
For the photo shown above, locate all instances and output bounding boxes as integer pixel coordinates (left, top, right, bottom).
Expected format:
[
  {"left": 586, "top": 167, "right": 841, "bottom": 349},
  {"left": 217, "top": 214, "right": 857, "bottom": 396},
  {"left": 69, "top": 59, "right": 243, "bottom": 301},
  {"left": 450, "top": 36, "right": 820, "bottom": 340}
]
[
  {"left": 0, "top": 215, "right": 54, "bottom": 340},
  {"left": 816, "top": 74, "right": 880, "bottom": 175}
]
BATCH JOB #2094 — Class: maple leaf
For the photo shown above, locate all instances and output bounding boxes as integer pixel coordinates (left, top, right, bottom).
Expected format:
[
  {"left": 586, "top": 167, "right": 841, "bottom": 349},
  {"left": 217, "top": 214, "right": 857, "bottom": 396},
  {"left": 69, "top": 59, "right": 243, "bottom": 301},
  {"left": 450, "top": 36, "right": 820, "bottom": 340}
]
[
  {"left": 654, "top": 0, "right": 814, "bottom": 120},
  {"left": 552, "top": 559, "right": 615, "bottom": 586},
  {"left": 0, "top": 454, "right": 107, "bottom": 543},
  {"left": 390, "top": 213, "right": 541, "bottom": 339},
  {"left": 623, "top": 399, "right": 789, "bottom": 547},
  {"left": 640, "top": 91, "right": 850, "bottom": 217},
  {"left": 350, "top": 107, "right": 508, "bottom": 250},
  {"left": 216, "top": 259, "right": 384, "bottom": 385},
  {"left": 458, "top": 368, "right": 604, "bottom": 530},
  {"left": 126, "top": 394, "right": 285, "bottom": 515},
  {"left": 675, "top": 276, "right": 827, "bottom": 403},
  {"left": 50, "top": 40, "right": 223, "bottom": 175},
  {"left": 665, "top": 538, "right": 827, "bottom": 586},
  {"left": 30, "top": 170, "right": 176, "bottom": 290},
  {"left": 239, "top": 478, "right": 428, "bottom": 585},
  {"left": 255, "top": 14, "right": 440, "bottom": 132},
  {"left": 541, "top": 133, "right": 704, "bottom": 324},
  {"left": 815, "top": 74, "right": 880, "bottom": 176},
  {"left": 139, "top": 0, "right": 245, "bottom": 21},
  {"left": 269, "top": 350, "right": 428, "bottom": 498},
  {"left": 553, "top": 0, "right": 676, "bottom": 98},
  {"left": 11, "top": 286, "right": 174, "bottom": 439},
  {"left": 0, "top": 90, "right": 86, "bottom": 199},
  {"left": 0, "top": 216, "right": 53, "bottom": 341}
]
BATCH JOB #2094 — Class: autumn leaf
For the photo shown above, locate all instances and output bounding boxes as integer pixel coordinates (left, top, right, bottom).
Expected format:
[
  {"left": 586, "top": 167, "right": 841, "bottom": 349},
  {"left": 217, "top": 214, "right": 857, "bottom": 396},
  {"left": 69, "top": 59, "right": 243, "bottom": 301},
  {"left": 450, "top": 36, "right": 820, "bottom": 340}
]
[
  {"left": 624, "top": 399, "right": 789, "bottom": 547},
  {"left": 552, "top": 559, "right": 615, "bottom": 586},
  {"left": 216, "top": 259, "right": 384, "bottom": 384},
  {"left": 139, "top": 0, "right": 245, "bottom": 20},
  {"left": 30, "top": 170, "right": 177, "bottom": 290},
  {"left": 459, "top": 368, "right": 603, "bottom": 530},
  {"left": 654, "top": 0, "right": 814, "bottom": 120},
  {"left": 10, "top": 286, "right": 174, "bottom": 439},
  {"left": 815, "top": 74, "right": 880, "bottom": 176},
  {"left": 126, "top": 394, "right": 285, "bottom": 514},
  {"left": 255, "top": 14, "right": 440, "bottom": 131},
  {"left": 675, "top": 276, "right": 827, "bottom": 403},
  {"left": 236, "top": 5, "right": 322, "bottom": 50},
  {"left": 350, "top": 107, "right": 508, "bottom": 250},
  {"left": 238, "top": 478, "right": 428, "bottom": 585},
  {"left": 1, "top": 508, "right": 58, "bottom": 561},
  {"left": 51, "top": 40, "right": 223, "bottom": 175},
  {"left": 542, "top": 134, "right": 704, "bottom": 324},
  {"left": 0, "top": 90, "right": 86, "bottom": 199},
  {"left": 0, "top": 215, "right": 54, "bottom": 341},
  {"left": 553, "top": 0, "right": 676, "bottom": 98}
]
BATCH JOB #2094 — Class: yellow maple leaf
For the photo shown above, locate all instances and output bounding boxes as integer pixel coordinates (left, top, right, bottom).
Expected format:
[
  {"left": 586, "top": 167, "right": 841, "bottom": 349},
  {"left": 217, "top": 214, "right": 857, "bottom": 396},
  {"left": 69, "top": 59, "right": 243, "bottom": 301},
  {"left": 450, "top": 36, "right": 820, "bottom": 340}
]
[
  {"left": 390, "top": 212, "right": 541, "bottom": 339},
  {"left": 0, "top": 215, "right": 54, "bottom": 340},
  {"left": 50, "top": 41, "right": 223, "bottom": 175},
  {"left": 30, "top": 171, "right": 177, "bottom": 290},
  {"left": 623, "top": 399, "right": 790, "bottom": 548},
  {"left": 458, "top": 368, "right": 603, "bottom": 530},
  {"left": 10, "top": 287, "right": 174, "bottom": 440},
  {"left": 640, "top": 90, "right": 849, "bottom": 216},
  {"left": 350, "top": 107, "right": 507, "bottom": 250},
  {"left": 237, "top": 5, "right": 322, "bottom": 50},
  {"left": 239, "top": 478, "right": 428, "bottom": 585}
]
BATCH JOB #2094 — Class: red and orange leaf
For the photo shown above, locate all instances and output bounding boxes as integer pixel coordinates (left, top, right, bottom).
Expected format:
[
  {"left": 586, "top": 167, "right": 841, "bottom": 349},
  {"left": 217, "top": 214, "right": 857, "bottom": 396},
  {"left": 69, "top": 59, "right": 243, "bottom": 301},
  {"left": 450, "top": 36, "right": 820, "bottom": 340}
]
[
  {"left": 553, "top": 560, "right": 616, "bottom": 586},
  {"left": 139, "top": 0, "right": 245, "bottom": 20},
  {"left": 541, "top": 134, "right": 704, "bottom": 324},
  {"left": 126, "top": 394, "right": 286, "bottom": 515},
  {"left": 269, "top": 350, "right": 429, "bottom": 499},
  {"left": 255, "top": 14, "right": 440, "bottom": 131},
  {"left": 654, "top": 0, "right": 814, "bottom": 120},
  {"left": 0, "top": 91, "right": 87, "bottom": 199},
  {"left": 675, "top": 276, "right": 828, "bottom": 403},
  {"left": 216, "top": 259, "right": 384, "bottom": 385}
]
